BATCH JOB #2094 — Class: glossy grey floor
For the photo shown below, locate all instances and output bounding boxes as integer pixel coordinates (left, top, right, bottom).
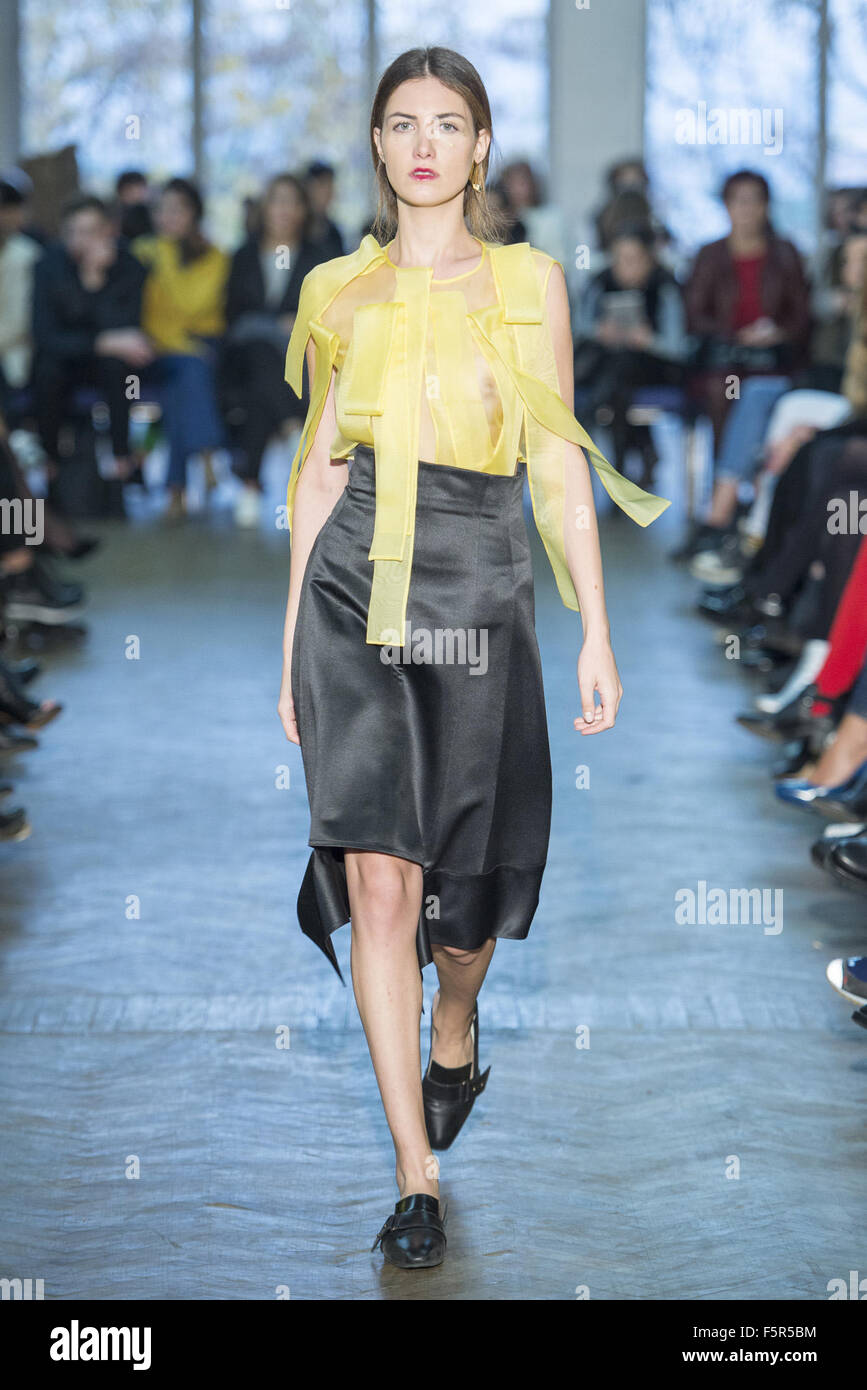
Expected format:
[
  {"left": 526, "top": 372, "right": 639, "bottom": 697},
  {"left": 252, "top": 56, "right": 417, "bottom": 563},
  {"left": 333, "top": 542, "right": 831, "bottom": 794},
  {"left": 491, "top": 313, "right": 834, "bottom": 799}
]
[{"left": 1, "top": 447, "right": 865, "bottom": 1300}]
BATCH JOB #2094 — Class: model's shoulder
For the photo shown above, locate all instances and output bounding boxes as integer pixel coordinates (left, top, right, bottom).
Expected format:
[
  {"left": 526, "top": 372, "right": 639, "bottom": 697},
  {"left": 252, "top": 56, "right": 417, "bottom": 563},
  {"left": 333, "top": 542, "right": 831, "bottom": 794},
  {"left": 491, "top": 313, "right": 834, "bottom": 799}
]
[{"left": 489, "top": 239, "right": 564, "bottom": 283}]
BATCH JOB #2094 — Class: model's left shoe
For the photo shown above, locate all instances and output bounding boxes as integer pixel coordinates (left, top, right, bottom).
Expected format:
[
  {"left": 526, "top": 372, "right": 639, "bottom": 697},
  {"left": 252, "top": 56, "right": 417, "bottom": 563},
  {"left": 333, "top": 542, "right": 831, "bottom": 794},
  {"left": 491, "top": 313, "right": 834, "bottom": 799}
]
[
  {"left": 370, "top": 1193, "right": 446, "bottom": 1268},
  {"left": 422, "top": 998, "right": 490, "bottom": 1151}
]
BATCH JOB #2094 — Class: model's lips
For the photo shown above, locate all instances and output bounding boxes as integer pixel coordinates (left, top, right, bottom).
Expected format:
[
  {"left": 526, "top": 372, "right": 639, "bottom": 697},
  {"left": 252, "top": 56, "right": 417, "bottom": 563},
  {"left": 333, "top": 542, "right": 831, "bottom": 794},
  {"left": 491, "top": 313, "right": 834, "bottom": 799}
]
[{"left": 410, "top": 169, "right": 438, "bottom": 180}]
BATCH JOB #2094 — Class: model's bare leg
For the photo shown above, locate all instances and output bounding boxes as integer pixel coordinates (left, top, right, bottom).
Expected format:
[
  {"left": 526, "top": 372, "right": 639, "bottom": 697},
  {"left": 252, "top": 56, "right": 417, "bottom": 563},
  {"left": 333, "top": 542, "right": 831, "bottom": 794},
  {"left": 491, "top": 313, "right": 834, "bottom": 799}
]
[
  {"left": 345, "top": 849, "right": 438, "bottom": 1200},
  {"left": 429, "top": 940, "right": 496, "bottom": 1068}
]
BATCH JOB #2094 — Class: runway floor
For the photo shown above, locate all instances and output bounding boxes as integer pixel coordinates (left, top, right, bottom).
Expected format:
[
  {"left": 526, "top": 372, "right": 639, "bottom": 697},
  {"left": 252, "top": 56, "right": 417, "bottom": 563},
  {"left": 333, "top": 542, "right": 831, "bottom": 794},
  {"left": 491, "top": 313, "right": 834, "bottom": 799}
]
[{"left": 1, "top": 437, "right": 865, "bottom": 1300}]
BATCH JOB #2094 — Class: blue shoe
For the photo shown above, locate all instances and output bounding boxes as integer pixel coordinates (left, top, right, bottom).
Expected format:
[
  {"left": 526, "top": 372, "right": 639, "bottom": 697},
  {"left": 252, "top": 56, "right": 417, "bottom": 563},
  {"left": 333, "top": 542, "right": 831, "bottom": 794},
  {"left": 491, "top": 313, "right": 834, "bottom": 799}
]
[
  {"left": 775, "top": 758, "right": 867, "bottom": 819},
  {"left": 826, "top": 956, "right": 867, "bottom": 1007}
]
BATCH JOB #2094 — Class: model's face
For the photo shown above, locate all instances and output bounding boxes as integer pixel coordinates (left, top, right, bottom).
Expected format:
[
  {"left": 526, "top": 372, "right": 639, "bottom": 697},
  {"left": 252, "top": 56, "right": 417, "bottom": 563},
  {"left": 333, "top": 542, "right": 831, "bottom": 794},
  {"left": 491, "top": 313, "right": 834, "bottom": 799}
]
[
  {"left": 264, "top": 182, "right": 306, "bottom": 241},
  {"left": 156, "top": 190, "right": 196, "bottom": 240},
  {"left": 725, "top": 182, "right": 768, "bottom": 238},
  {"left": 374, "top": 76, "right": 489, "bottom": 213}
]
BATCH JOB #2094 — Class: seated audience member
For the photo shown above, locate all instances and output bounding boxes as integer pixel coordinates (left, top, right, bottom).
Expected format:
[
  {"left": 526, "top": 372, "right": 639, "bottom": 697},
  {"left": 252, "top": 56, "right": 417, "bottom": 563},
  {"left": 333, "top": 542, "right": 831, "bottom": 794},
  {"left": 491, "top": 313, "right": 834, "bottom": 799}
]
[
  {"left": 131, "top": 178, "right": 229, "bottom": 521},
  {"left": 684, "top": 169, "right": 811, "bottom": 459},
  {"left": 573, "top": 223, "right": 686, "bottom": 485},
  {"left": 0, "top": 174, "right": 42, "bottom": 425},
  {"left": 31, "top": 193, "right": 154, "bottom": 487},
  {"left": 592, "top": 158, "right": 674, "bottom": 259},
  {"left": 681, "top": 230, "right": 867, "bottom": 571},
  {"left": 500, "top": 159, "right": 570, "bottom": 268},
  {"left": 486, "top": 180, "right": 527, "bottom": 244},
  {"left": 114, "top": 170, "right": 155, "bottom": 247},
  {"left": 221, "top": 173, "right": 330, "bottom": 526},
  {"left": 303, "top": 161, "right": 345, "bottom": 261}
]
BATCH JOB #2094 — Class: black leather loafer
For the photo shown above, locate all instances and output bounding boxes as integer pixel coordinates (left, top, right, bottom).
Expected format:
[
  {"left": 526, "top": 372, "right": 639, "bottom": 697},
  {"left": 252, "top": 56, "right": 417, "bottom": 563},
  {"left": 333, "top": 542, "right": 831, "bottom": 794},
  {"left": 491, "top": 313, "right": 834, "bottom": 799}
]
[
  {"left": 422, "top": 999, "right": 490, "bottom": 1151},
  {"left": 371, "top": 1193, "right": 446, "bottom": 1268}
]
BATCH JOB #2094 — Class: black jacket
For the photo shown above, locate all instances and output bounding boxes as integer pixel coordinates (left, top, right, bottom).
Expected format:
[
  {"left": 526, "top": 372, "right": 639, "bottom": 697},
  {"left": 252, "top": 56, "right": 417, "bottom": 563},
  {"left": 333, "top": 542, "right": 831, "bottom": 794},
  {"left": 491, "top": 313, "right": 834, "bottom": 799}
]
[
  {"left": 225, "top": 236, "right": 328, "bottom": 325},
  {"left": 32, "top": 241, "right": 147, "bottom": 361}
]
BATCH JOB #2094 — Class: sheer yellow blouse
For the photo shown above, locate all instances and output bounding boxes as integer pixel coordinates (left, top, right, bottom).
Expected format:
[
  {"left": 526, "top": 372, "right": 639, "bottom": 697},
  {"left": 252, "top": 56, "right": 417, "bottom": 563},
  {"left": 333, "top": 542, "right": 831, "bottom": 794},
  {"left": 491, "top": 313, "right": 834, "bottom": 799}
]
[{"left": 284, "top": 232, "right": 670, "bottom": 645}]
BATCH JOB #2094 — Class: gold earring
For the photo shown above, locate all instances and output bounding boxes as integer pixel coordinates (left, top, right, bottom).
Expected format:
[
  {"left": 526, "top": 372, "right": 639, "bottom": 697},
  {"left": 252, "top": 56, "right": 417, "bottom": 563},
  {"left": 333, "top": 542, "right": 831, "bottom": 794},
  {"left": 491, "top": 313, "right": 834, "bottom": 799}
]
[{"left": 470, "top": 161, "right": 483, "bottom": 192}]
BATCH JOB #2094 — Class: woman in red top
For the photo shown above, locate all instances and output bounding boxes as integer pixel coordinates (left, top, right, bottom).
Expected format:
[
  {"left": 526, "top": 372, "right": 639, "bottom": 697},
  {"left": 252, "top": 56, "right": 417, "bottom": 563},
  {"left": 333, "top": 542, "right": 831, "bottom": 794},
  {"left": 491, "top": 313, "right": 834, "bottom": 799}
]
[{"left": 684, "top": 170, "right": 811, "bottom": 446}]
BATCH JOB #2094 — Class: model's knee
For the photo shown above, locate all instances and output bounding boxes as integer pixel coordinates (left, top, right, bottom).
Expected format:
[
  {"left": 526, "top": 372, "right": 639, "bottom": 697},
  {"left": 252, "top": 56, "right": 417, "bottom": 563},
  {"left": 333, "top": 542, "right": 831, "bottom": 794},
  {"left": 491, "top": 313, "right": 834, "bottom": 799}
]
[{"left": 345, "top": 852, "right": 421, "bottom": 925}]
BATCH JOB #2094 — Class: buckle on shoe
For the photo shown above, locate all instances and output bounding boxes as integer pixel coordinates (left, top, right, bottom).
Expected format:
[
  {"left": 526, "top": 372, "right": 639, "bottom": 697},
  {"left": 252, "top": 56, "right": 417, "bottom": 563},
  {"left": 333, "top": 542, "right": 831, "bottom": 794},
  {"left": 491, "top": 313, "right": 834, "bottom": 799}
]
[{"left": 371, "top": 1214, "right": 395, "bottom": 1251}]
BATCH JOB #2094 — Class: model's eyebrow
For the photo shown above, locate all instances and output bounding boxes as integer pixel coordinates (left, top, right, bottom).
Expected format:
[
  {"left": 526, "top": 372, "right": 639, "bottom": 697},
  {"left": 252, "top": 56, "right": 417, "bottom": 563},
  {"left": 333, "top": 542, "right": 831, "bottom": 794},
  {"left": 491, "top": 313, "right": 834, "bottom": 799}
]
[{"left": 387, "top": 111, "right": 466, "bottom": 121}]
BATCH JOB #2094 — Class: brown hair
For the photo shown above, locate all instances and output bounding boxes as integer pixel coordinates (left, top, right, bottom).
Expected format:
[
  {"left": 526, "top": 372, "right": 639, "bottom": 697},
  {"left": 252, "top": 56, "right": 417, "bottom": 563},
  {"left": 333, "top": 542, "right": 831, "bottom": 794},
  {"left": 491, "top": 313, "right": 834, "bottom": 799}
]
[{"left": 369, "top": 47, "right": 510, "bottom": 245}]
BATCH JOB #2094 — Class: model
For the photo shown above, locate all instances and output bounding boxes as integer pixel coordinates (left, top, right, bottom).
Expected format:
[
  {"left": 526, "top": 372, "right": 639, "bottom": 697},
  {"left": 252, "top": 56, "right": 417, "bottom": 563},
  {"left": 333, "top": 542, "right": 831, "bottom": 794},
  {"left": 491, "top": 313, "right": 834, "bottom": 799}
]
[{"left": 278, "top": 46, "right": 670, "bottom": 1270}]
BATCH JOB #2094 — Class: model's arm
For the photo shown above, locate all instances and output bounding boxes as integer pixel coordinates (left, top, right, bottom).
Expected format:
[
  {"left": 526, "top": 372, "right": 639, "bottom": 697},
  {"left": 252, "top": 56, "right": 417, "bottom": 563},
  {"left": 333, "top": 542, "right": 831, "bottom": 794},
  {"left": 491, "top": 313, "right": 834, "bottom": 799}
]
[
  {"left": 278, "top": 337, "right": 349, "bottom": 744},
  {"left": 546, "top": 260, "right": 623, "bottom": 735}
]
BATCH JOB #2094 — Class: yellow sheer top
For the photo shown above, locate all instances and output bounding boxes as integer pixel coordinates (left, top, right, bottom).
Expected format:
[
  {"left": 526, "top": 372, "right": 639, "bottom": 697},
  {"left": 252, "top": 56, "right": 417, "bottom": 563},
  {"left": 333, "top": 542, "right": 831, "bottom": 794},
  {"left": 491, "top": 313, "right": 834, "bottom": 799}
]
[{"left": 284, "top": 232, "right": 670, "bottom": 645}]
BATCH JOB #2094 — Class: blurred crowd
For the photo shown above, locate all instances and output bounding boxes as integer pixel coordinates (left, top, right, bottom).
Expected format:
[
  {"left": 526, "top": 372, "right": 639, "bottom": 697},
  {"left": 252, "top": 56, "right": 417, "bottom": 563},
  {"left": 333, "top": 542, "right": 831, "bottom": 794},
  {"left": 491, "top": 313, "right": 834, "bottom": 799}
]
[{"left": 1, "top": 153, "right": 867, "bottom": 1027}]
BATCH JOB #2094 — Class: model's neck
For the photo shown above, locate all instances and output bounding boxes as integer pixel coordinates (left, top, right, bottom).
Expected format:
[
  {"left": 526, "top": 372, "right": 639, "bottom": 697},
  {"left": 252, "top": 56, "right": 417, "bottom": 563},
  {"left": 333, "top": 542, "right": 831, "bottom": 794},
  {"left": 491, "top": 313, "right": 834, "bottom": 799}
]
[{"left": 388, "top": 204, "right": 479, "bottom": 272}]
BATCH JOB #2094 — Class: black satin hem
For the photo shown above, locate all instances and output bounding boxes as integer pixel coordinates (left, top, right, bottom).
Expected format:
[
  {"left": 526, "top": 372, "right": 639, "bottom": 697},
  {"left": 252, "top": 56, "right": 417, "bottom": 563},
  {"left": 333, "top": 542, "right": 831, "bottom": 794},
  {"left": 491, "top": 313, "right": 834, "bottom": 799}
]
[{"left": 297, "top": 844, "right": 546, "bottom": 986}]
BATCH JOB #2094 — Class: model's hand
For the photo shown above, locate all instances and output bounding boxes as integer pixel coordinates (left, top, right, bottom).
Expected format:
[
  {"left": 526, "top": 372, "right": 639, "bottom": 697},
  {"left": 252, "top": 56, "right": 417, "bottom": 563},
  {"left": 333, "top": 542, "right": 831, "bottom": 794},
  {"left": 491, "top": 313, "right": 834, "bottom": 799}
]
[
  {"left": 278, "top": 668, "right": 300, "bottom": 745},
  {"left": 575, "top": 636, "right": 622, "bottom": 734}
]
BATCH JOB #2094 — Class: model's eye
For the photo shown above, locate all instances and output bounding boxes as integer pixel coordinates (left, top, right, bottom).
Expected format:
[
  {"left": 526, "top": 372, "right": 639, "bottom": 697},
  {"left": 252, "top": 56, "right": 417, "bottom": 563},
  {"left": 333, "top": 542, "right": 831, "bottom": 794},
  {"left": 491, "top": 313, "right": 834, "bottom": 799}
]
[
  {"left": 441, "top": 122, "right": 458, "bottom": 132},
  {"left": 393, "top": 121, "right": 412, "bottom": 131}
]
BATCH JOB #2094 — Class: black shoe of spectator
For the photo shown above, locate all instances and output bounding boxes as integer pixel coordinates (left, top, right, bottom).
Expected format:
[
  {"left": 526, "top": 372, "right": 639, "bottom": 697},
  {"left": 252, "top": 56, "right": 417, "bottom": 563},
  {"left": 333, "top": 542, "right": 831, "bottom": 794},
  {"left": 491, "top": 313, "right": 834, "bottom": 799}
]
[
  {"left": 828, "top": 831, "right": 867, "bottom": 891},
  {"left": 41, "top": 536, "right": 101, "bottom": 561},
  {"left": 1, "top": 659, "right": 41, "bottom": 685},
  {"left": 697, "top": 584, "right": 784, "bottom": 622},
  {"left": 810, "top": 822, "right": 867, "bottom": 872},
  {"left": 0, "top": 726, "right": 38, "bottom": 751},
  {"left": 668, "top": 521, "right": 728, "bottom": 564},
  {"left": 30, "top": 556, "right": 84, "bottom": 605},
  {"left": 736, "top": 682, "right": 829, "bottom": 742},
  {"left": 736, "top": 621, "right": 804, "bottom": 659},
  {"left": 0, "top": 805, "right": 30, "bottom": 840},
  {"left": 0, "top": 570, "right": 86, "bottom": 625}
]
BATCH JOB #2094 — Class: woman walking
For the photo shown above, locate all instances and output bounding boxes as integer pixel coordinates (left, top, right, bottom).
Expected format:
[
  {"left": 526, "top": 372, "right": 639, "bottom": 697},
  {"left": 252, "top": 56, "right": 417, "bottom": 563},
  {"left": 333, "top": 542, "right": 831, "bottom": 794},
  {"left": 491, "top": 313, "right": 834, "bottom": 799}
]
[{"left": 278, "top": 47, "right": 669, "bottom": 1270}]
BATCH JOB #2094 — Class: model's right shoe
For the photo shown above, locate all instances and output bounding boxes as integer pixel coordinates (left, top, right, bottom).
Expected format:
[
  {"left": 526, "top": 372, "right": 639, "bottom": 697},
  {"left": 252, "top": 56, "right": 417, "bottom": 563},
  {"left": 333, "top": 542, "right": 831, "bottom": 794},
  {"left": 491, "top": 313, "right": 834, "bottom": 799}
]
[
  {"left": 370, "top": 1193, "right": 446, "bottom": 1268},
  {"left": 422, "top": 998, "right": 490, "bottom": 1150}
]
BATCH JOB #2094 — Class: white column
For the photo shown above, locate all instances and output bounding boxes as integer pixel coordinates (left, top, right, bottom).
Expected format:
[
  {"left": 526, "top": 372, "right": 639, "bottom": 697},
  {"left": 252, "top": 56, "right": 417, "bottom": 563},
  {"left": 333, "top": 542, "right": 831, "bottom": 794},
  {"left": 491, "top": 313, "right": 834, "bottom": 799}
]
[{"left": 549, "top": 0, "right": 647, "bottom": 280}]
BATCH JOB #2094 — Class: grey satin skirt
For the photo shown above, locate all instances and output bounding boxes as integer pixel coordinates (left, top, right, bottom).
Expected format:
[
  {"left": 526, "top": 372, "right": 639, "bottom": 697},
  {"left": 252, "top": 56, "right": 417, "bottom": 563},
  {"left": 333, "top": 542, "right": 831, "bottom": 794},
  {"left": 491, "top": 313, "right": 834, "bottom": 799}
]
[{"left": 290, "top": 442, "right": 552, "bottom": 984}]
